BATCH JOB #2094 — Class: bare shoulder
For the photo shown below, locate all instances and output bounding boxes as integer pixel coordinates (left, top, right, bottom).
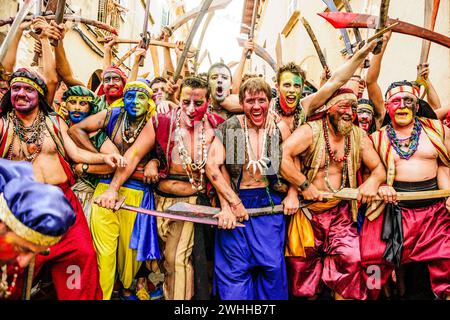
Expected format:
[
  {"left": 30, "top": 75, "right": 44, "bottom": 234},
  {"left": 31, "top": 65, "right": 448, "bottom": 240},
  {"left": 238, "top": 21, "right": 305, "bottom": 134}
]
[{"left": 276, "top": 120, "right": 291, "bottom": 141}]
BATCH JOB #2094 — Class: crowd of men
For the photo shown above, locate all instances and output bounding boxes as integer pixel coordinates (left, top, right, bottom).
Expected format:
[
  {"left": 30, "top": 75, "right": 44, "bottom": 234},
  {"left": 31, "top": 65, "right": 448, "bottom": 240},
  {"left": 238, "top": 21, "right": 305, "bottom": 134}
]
[{"left": 0, "top": 13, "right": 449, "bottom": 301}]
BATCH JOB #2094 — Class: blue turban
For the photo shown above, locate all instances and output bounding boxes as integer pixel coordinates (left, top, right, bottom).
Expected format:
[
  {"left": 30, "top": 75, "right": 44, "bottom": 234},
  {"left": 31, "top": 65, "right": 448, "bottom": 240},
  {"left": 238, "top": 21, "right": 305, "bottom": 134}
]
[{"left": 0, "top": 159, "right": 75, "bottom": 246}]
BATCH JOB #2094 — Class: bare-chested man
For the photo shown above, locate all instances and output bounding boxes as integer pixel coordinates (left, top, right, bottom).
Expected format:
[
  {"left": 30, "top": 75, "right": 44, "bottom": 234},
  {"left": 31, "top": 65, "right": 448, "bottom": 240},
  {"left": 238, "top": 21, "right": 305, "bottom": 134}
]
[
  {"left": 68, "top": 80, "right": 160, "bottom": 300},
  {"left": 360, "top": 81, "right": 450, "bottom": 300},
  {"left": 206, "top": 77, "right": 295, "bottom": 300},
  {"left": 272, "top": 39, "right": 379, "bottom": 133},
  {"left": 281, "top": 87, "right": 388, "bottom": 300},
  {"left": 0, "top": 69, "right": 124, "bottom": 300},
  {"left": 94, "top": 76, "right": 224, "bottom": 300}
]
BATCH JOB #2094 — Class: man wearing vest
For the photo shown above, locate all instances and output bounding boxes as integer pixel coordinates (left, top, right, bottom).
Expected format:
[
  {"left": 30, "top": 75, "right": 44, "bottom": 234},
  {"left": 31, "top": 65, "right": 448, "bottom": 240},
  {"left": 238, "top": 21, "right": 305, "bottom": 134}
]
[{"left": 281, "top": 87, "right": 388, "bottom": 300}]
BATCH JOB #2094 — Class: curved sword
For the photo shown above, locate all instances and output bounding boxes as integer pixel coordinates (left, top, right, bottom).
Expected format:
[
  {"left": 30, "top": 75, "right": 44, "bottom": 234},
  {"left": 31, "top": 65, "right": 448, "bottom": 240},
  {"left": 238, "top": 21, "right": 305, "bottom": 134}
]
[
  {"left": 322, "top": 0, "right": 353, "bottom": 55},
  {"left": 300, "top": 16, "right": 328, "bottom": 69},
  {"left": 173, "top": 0, "right": 214, "bottom": 82},
  {"left": 0, "top": 0, "right": 36, "bottom": 68},
  {"left": 237, "top": 38, "right": 277, "bottom": 72},
  {"left": 162, "top": 0, "right": 231, "bottom": 37},
  {"left": 318, "top": 12, "right": 450, "bottom": 49}
]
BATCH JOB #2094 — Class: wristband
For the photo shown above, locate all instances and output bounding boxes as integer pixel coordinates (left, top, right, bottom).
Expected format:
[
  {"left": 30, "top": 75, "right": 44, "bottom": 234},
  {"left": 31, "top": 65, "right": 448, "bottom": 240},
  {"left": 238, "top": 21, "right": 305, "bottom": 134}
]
[{"left": 299, "top": 179, "right": 311, "bottom": 191}]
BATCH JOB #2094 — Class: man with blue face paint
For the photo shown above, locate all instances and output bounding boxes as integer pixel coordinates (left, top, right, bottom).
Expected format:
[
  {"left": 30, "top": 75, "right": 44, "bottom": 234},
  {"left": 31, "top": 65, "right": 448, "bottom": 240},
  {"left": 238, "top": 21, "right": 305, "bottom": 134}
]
[
  {"left": 62, "top": 86, "right": 120, "bottom": 226},
  {"left": 69, "top": 81, "right": 160, "bottom": 300}
]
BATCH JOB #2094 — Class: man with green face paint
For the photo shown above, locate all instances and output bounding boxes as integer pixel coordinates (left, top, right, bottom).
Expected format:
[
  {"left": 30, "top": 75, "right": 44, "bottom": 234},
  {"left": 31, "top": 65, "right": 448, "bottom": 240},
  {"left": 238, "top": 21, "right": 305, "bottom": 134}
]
[
  {"left": 69, "top": 81, "right": 160, "bottom": 300},
  {"left": 273, "top": 38, "right": 383, "bottom": 133}
]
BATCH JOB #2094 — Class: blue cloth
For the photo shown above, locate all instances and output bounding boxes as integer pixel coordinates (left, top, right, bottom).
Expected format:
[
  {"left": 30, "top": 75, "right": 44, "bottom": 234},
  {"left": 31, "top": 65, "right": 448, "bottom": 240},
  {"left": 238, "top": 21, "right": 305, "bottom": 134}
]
[
  {"left": 357, "top": 203, "right": 367, "bottom": 233},
  {"left": 214, "top": 187, "right": 288, "bottom": 300},
  {"left": 100, "top": 178, "right": 160, "bottom": 261},
  {"left": 0, "top": 159, "right": 75, "bottom": 237}
]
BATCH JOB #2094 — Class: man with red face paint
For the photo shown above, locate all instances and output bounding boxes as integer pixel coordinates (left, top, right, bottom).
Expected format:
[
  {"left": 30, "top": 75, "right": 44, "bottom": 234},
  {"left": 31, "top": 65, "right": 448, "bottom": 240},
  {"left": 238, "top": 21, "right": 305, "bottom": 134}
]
[
  {"left": 356, "top": 99, "right": 377, "bottom": 134},
  {"left": 94, "top": 77, "right": 224, "bottom": 300},
  {"left": 281, "top": 87, "right": 389, "bottom": 300},
  {"left": 360, "top": 81, "right": 450, "bottom": 300},
  {"left": 205, "top": 77, "right": 294, "bottom": 300},
  {"left": 0, "top": 159, "right": 76, "bottom": 299},
  {"left": 0, "top": 69, "right": 126, "bottom": 300},
  {"left": 272, "top": 38, "right": 380, "bottom": 134}
]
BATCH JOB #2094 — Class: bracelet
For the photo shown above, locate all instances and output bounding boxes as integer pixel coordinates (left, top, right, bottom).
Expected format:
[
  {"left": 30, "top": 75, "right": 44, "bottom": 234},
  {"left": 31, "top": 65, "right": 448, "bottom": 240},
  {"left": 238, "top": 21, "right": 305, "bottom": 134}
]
[
  {"left": 230, "top": 200, "right": 242, "bottom": 211},
  {"left": 298, "top": 179, "right": 311, "bottom": 191}
]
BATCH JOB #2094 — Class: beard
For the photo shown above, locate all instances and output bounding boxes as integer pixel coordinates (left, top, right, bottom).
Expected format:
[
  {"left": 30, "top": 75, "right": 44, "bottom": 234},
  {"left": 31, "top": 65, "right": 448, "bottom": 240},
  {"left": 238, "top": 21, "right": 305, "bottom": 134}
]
[{"left": 329, "top": 114, "right": 353, "bottom": 135}]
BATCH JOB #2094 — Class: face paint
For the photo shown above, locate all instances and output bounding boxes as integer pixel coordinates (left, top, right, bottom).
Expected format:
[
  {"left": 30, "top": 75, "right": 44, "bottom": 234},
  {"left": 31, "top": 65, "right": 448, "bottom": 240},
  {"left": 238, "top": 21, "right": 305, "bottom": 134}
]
[
  {"left": 179, "top": 86, "right": 208, "bottom": 128},
  {"left": 0, "top": 80, "right": 9, "bottom": 100},
  {"left": 208, "top": 67, "right": 232, "bottom": 103},
  {"left": 10, "top": 82, "right": 39, "bottom": 114},
  {"left": 242, "top": 90, "right": 270, "bottom": 128},
  {"left": 69, "top": 111, "right": 89, "bottom": 123},
  {"left": 151, "top": 82, "right": 167, "bottom": 103},
  {"left": 124, "top": 90, "right": 150, "bottom": 119},
  {"left": 278, "top": 71, "right": 303, "bottom": 113},
  {"left": 103, "top": 72, "right": 124, "bottom": 104},
  {"left": 386, "top": 92, "right": 417, "bottom": 127},
  {"left": 66, "top": 99, "right": 90, "bottom": 124},
  {"left": 0, "top": 233, "right": 18, "bottom": 266},
  {"left": 357, "top": 108, "right": 374, "bottom": 132},
  {"left": 327, "top": 99, "right": 355, "bottom": 135}
]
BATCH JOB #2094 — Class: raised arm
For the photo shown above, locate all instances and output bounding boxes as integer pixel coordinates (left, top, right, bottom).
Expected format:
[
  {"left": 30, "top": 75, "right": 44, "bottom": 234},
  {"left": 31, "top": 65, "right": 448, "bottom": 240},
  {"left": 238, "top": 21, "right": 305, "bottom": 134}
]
[
  {"left": 128, "top": 48, "right": 147, "bottom": 82},
  {"left": 231, "top": 39, "right": 253, "bottom": 94},
  {"left": 68, "top": 109, "right": 108, "bottom": 152},
  {"left": 417, "top": 63, "right": 441, "bottom": 110},
  {"left": 54, "top": 22, "right": 85, "bottom": 87},
  {"left": 1, "top": 21, "right": 31, "bottom": 73},
  {"left": 366, "top": 32, "right": 392, "bottom": 128},
  {"left": 102, "top": 36, "right": 117, "bottom": 70},
  {"left": 32, "top": 17, "right": 59, "bottom": 104},
  {"left": 302, "top": 38, "right": 380, "bottom": 116}
]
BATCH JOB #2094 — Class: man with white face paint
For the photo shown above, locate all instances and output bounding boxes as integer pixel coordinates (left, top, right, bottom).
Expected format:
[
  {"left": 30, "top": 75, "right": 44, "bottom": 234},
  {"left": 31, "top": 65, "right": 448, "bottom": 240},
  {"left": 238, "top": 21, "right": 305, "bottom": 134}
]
[
  {"left": 360, "top": 80, "right": 450, "bottom": 300},
  {"left": 207, "top": 63, "right": 242, "bottom": 120}
]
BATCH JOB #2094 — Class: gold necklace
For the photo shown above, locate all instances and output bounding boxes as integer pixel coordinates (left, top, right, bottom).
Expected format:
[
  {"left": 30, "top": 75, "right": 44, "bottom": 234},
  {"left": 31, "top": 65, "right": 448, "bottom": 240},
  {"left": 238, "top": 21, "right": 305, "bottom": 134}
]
[{"left": 0, "top": 265, "right": 18, "bottom": 299}]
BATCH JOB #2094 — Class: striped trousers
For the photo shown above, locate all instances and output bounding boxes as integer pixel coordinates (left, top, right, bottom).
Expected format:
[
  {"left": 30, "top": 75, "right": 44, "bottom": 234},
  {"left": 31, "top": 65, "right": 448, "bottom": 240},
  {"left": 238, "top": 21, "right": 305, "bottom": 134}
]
[{"left": 156, "top": 194, "right": 196, "bottom": 300}]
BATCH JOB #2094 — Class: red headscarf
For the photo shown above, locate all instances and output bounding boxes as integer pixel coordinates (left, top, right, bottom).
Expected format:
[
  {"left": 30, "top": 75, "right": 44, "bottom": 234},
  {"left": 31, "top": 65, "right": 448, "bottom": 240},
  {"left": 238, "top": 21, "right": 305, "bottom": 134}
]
[{"left": 97, "top": 66, "right": 128, "bottom": 97}]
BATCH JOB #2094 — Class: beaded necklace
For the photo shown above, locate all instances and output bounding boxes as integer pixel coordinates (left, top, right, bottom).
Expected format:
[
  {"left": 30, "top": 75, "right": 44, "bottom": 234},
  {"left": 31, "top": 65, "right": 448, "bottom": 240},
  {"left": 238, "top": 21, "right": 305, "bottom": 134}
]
[
  {"left": 322, "top": 117, "right": 350, "bottom": 192},
  {"left": 274, "top": 96, "right": 304, "bottom": 130},
  {"left": 0, "top": 265, "right": 18, "bottom": 299},
  {"left": 8, "top": 111, "right": 46, "bottom": 162},
  {"left": 175, "top": 109, "right": 208, "bottom": 192},
  {"left": 243, "top": 117, "right": 270, "bottom": 176},
  {"left": 323, "top": 117, "right": 351, "bottom": 163},
  {"left": 386, "top": 118, "right": 422, "bottom": 160},
  {"left": 121, "top": 112, "right": 147, "bottom": 144}
]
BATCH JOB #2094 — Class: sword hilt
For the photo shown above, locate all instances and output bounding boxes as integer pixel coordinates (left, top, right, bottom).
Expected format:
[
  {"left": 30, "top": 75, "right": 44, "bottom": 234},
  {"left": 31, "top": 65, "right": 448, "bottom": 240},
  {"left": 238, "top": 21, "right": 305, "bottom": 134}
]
[{"left": 113, "top": 196, "right": 126, "bottom": 211}]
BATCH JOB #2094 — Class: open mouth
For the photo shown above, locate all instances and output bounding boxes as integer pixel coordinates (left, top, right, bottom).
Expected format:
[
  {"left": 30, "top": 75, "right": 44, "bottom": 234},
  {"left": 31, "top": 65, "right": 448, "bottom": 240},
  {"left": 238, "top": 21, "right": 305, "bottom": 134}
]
[
  {"left": 395, "top": 111, "right": 410, "bottom": 118},
  {"left": 216, "top": 86, "right": 223, "bottom": 96},
  {"left": 286, "top": 95, "right": 297, "bottom": 105}
]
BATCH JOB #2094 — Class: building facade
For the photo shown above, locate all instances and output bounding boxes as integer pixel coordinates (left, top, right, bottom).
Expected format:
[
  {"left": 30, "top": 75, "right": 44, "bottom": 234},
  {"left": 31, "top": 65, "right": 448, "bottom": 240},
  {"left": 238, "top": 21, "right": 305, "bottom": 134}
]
[
  {"left": 0, "top": 0, "right": 186, "bottom": 89},
  {"left": 244, "top": 0, "right": 450, "bottom": 106}
]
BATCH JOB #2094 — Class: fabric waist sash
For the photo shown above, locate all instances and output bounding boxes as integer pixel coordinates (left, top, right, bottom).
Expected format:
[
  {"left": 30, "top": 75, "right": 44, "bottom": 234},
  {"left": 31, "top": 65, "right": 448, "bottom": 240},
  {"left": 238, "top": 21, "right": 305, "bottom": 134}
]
[
  {"left": 99, "top": 178, "right": 147, "bottom": 191},
  {"left": 393, "top": 177, "right": 441, "bottom": 208}
]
